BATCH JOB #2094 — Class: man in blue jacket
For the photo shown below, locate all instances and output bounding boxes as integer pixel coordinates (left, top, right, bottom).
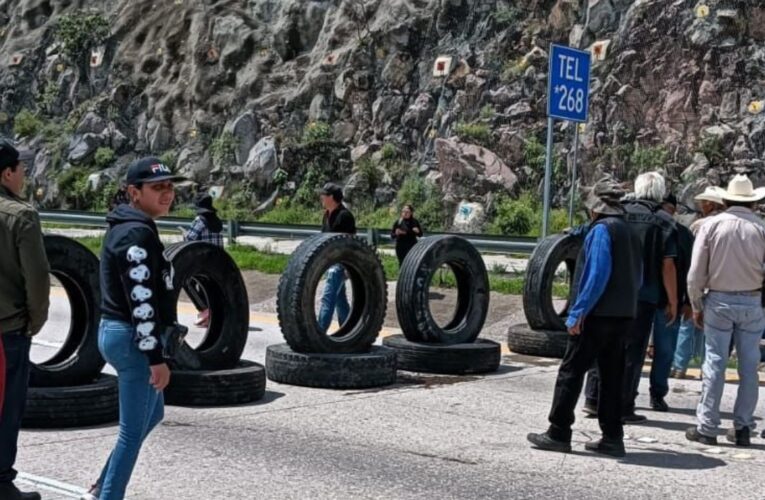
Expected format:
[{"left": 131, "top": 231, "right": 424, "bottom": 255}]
[{"left": 528, "top": 177, "right": 642, "bottom": 457}]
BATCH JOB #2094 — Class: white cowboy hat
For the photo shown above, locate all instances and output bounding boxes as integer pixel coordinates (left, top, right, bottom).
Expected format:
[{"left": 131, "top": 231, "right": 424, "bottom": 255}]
[
  {"left": 693, "top": 186, "right": 725, "bottom": 205},
  {"left": 720, "top": 174, "right": 765, "bottom": 202}
]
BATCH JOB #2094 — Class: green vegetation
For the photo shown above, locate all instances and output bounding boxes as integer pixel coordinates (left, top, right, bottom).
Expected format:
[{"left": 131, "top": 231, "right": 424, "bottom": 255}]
[
  {"left": 38, "top": 81, "right": 60, "bottom": 113},
  {"left": 524, "top": 136, "right": 546, "bottom": 170},
  {"left": 487, "top": 193, "right": 535, "bottom": 236},
  {"left": 210, "top": 132, "right": 238, "bottom": 166},
  {"left": 379, "top": 143, "right": 398, "bottom": 161},
  {"left": 56, "top": 12, "right": 110, "bottom": 63},
  {"left": 301, "top": 121, "right": 332, "bottom": 145},
  {"left": 396, "top": 175, "right": 448, "bottom": 231},
  {"left": 493, "top": 6, "right": 522, "bottom": 26},
  {"left": 630, "top": 145, "right": 669, "bottom": 174},
  {"left": 159, "top": 150, "right": 178, "bottom": 168},
  {"left": 56, "top": 167, "right": 92, "bottom": 210},
  {"left": 479, "top": 105, "right": 496, "bottom": 120},
  {"left": 93, "top": 147, "right": 115, "bottom": 169},
  {"left": 501, "top": 56, "right": 529, "bottom": 82},
  {"left": 699, "top": 136, "right": 725, "bottom": 165},
  {"left": 13, "top": 109, "right": 43, "bottom": 138},
  {"left": 453, "top": 121, "right": 492, "bottom": 148},
  {"left": 256, "top": 201, "right": 323, "bottom": 225}
]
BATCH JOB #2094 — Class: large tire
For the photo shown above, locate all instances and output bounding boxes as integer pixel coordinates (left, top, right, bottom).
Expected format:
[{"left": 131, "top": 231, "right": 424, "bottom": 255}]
[
  {"left": 265, "top": 344, "right": 397, "bottom": 389},
  {"left": 506, "top": 323, "right": 568, "bottom": 359},
  {"left": 396, "top": 236, "right": 489, "bottom": 344},
  {"left": 382, "top": 334, "right": 500, "bottom": 375},
  {"left": 277, "top": 234, "right": 387, "bottom": 353},
  {"left": 522, "top": 233, "right": 582, "bottom": 331},
  {"left": 164, "top": 360, "right": 266, "bottom": 407},
  {"left": 22, "top": 375, "right": 118, "bottom": 429},
  {"left": 164, "top": 242, "right": 249, "bottom": 370},
  {"left": 31, "top": 236, "right": 104, "bottom": 387}
]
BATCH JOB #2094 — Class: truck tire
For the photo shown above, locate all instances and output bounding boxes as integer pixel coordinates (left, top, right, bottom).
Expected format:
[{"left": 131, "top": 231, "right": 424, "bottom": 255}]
[
  {"left": 396, "top": 236, "right": 489, "bottom": 344},
  {"left": 164, "top": 360, "right": 266, "bottom": 406},
  {"left": 31, "top": 236, "right": 104, "bottom": 387},
  {"left": 277, "top": 234, "right": 387, "bottom": 353},
  {"left": 23, "top": 375, "right": 118, "bottom": 429},
  {"left": 265, "top": 344, "right": 397, "bottom": 389},
  {"left": 522, "top": 233, "right": 582, "bottom": 331},
  {"left": 506, "top": 323, "right": 568, "bottom": 359},
  {"left": 164, "top": 242, "right": 249, "bottom": 370},
  {"left": 382, "top": 334, "right": 500, "bottom": 375}
]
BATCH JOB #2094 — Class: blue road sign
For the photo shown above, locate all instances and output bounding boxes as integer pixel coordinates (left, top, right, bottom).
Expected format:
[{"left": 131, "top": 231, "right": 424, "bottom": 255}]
[{"left": 547, "top": 44, "right": 591, "bottom": 123}]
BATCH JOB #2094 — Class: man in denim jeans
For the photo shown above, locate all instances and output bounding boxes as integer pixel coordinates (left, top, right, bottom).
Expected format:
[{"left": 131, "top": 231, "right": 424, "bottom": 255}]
[
  {"left": 686, "top": 175, "right": 765, "bottom": 447},
  {"left": 0, "top": 140, "right": 50, "bottom": 500},
  {"left": 317, "top": 183, "right": 356, "bottom": 333}
]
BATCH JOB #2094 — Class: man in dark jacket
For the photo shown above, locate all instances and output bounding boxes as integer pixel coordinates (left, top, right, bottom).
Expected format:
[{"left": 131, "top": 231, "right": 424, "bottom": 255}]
[
  {"left": 528, "top": 176, "right": 642, "bottom": 457},
  {"left": 0, "top": 140, "right": 49, "bottom": 500},
  {"left": 317, "top": 182, "right": 356, "bottom": 333}
]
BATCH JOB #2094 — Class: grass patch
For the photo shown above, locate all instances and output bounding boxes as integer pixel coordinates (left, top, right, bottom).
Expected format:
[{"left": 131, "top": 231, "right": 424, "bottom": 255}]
[{"left": 225, "top": 245, "right": 290, "bottom": 273}]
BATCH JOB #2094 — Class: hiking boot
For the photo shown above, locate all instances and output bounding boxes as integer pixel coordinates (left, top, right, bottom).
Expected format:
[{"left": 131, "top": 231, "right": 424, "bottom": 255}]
[
  {"left": 585, "top": 438, "right": 626, "bottom": 458},
  {"left": 650, "top": 396, "right": 669, "bottom": 412},
  {"left": 527, "top": 432, "right": 572, "bottom": 453},
  {"left": 0, "top": 482, "right": 41, "bottom": 500},
  {"left": 686, "top": 426, "right": 717, "bottom": 446},
  {"left": 582, "top": 400, "right": 598, "bottom": 418},
  {"left": 621, "top": 412, "right": 647, "bottom": 424},
  {"left": 726, "top": 427, "right": 751, "bottom": 447}
]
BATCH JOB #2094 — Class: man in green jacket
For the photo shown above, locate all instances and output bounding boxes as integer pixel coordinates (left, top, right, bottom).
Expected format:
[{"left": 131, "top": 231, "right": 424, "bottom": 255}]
[{"left": 0, "top": 139, "right": 49, "bottom": 500}]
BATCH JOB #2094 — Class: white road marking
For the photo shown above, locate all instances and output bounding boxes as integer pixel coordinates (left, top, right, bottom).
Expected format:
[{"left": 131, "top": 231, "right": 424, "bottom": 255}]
[{"left": 16, "top": 472, "right": 87, "bottom": 498}]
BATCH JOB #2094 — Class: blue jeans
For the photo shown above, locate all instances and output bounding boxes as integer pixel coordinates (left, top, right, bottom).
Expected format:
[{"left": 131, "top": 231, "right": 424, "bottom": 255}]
[
  {"left": 697, "top": 292, "right": 765, "bottom": 436},
  {"left": 96, "top": 319, "right": 164, "bottom": 500},
  {"left": 317, "top": 265, "right": 350, "bottom": 333},
  {"left": 0, "top": 330, "right": 31, "bottom": 484},
  {"left": 649, "top": 310, "right": 680, "bottom": 398},
  {"left": 673, "top": 317, "right": 704, "bottom": 371}
]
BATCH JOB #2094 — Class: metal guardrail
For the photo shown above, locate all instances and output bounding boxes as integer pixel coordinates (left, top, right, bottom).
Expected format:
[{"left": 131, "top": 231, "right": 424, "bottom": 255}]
[{"left": 40, "top": 210, "right": 538, "bottom": 255}]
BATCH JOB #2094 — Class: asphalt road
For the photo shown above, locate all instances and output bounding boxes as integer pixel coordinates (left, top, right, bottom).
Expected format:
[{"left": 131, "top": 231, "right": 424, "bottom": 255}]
[{"left": 17, "top": 292, "right": 765, "bottom": 499}]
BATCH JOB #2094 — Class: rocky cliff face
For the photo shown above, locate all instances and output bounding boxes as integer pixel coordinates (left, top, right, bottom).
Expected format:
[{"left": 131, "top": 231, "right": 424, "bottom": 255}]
[{"left": 0, "top": 0, "right": 763, "bottom": 228}]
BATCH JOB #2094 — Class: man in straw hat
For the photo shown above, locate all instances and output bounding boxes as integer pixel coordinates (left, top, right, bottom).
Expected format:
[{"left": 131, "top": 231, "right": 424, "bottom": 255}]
[
  {"left": 671, "top": 186, "right": 725, "bottom": 379},
  {"left": 686, "top": 174, "right": 765, "bottom": 447},
  {"left": 528, "top": 176, "right": 642, "bottom": 458}
]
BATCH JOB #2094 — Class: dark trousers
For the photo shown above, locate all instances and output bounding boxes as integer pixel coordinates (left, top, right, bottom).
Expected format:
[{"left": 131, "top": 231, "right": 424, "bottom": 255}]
[
  {"left": 548, "top": 316, "right": 631, "bottom": 442},
  {"left": 0, "top": 331, "right": 31, "bottom": 483},
  {"left": 585, "top": 301, "right": 656, "bottom": 414}
]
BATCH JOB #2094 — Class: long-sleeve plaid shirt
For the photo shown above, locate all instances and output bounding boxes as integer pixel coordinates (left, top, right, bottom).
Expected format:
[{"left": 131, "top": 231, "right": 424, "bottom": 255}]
[{"left": 185, "top": 216, "right": 224, "bottom": 247}]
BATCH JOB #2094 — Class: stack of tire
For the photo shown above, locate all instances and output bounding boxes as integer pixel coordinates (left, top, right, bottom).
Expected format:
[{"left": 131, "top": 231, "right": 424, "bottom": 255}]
[
  {"left": 266, "top": 233, "right": 398, "bottom": 389},
  {"left": 161, "top": 241, "right": 266, "bottom": 407},
  {"left": 507, "top": 233, "right": 583, "bottom": 358},
  {"left": 23, "top": 236, "right": 116, "bottom": 429},
  {"left": 383, "top": 235, "right": 500, "bottom": 375}
]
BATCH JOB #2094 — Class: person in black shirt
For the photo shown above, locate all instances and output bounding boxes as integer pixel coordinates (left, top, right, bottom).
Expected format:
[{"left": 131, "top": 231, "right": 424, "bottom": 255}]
[
  {"left": 390, "top": 204, "right": 423, "bottom": 265},
  {"left": 317, "top": 182, "right": 356, "bottom": 332}
]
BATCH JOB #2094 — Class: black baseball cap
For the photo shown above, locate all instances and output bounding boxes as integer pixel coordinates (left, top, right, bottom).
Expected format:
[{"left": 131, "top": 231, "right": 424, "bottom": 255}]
[
  {"left": 0, "top": 139, "right": 33, "bottom": 170},
  {"left": 317, "top": 182, "right": 343, "bottom": 201},
  {"left": 126, "top": 156, "right": 186, "bottom": 185},
  {"left": 193, "top": 193, "right": 216, "bottom": 214}
]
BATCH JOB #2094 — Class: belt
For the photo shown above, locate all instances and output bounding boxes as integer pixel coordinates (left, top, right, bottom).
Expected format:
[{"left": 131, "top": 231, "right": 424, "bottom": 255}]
[{"left": 708, "top": 290, "right": 761, "bottom": 296}]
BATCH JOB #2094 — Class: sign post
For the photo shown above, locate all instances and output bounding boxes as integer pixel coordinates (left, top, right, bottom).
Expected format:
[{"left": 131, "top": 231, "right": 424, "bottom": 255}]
[{"left": 543, "top": 44, "right": 591, "bottom": 237}]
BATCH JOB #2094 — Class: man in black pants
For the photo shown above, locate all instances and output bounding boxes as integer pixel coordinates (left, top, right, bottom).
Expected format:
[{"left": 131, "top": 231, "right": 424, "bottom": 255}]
[
  {"left": 583, "top": 172, "right": 677, "bottom": 423},
  {"left": 527, "top": 177, "right": 642, "bottom": 457}
]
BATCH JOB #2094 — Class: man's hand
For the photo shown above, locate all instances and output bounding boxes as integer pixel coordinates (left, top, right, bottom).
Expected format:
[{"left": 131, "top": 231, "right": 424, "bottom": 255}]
[
  {"left": 150, "top": 363, "right": 171, "bottom": 391},
  {"left": 395, "top": 228, "right": 407, "bottom": 236},
  {"left": 681, "top": 304, "right": 693, "bottom": 321},
  {"left": 412, "top": 227, "right": 421, "bottom": 234},
  {"left": 567, "top": 317, "right": 583, "bottom": 336},
  {"left": 665, "top": 301, "right": 678, "bottom": 325},
  {"left": 693, "top": 311, "right": 704, "bottom": 330}
]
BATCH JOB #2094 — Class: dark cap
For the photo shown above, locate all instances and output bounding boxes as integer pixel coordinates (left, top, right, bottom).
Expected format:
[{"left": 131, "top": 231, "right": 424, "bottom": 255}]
[
  {"left": 126, "top": 156, "right": 186, "bottom": 186},
  {"left": 193, "top": 193, "right": 216, "bottom": 214},
  {"left": 662, "top": 192, "right": 678, "bottom": 207},
  {"left": 317, "top": 182, "right": 343, "bottom": 202},
  {"left": 0, "top": 140, "right": 33, "bottom": 171},
  {"left": 584, "top": 175, "right": 626, "bottom": 216}
]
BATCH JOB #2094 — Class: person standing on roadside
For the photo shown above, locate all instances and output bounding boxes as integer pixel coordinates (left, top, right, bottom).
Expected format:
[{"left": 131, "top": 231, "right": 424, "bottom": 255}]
[
  {"left": 0, "top": 140, "right": 50, "bottom": 500},
  {"left": 583, "top": 171, "right": 678, "bottom": 424},
  {"left": 82, "top": 157, "right": 185, "bottom": 500},
  {"left": 317, "top": 182, "right": 356, "bottom": 333},
  {"left": 391, "top": 204, "right": 423, "bottom": 265},
  {"left": 672, "top": 186, "right": 725, "bottom": 379},
  {"left": 528, "top": 177, "right": 642, "bottom": 458},
  {"left": 183, "top": 193, "right": 224, "bottom": 328},
  {"left": 686, "top": 175, "right": 765, "bottom": 448}
]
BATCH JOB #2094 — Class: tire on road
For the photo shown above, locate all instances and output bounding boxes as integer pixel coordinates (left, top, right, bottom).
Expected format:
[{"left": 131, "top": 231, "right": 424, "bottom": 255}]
[
  {"left": 164, "top": 242, "right": 249, "bottom": 370},
  {"left": 506, "top": 323, "right": 568, "bottom": 359},
  {"left": 277, "top": 234, "right": 387, "bottom": 354},
  {"left": 265, "top": 344, "right": 397, "bottom": 389},
  {"left": 22, "top": 375, "right": 118, "bottom": 429},
  {"left": 31, "top": 236, "right": 104, "bottom": 387},
  {"left": 522, "top": 233, "right": 582, "bottom": 331},
  {"left": 164, "top": 360, "right": 266, "bottom": 407},
  {"left": 396, "top": 235, "right": 489, "bottom": 344},
  {"left": 382, "top": 334, "right": 500, "bottom": 375}
]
